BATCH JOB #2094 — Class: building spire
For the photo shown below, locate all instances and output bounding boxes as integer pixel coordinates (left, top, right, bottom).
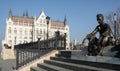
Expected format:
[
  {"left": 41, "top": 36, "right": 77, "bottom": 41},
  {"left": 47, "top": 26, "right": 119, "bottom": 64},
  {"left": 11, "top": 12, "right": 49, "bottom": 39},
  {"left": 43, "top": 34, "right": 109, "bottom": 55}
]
[
  {"left": 64, "top": 16, "right": 67, "bottom": 25},
  {"left": 8, "top": 8, "right": 12, "bottom": 18},
  {"left": 23, "top": 9, "right": 28, "bottom": 17},
  {"left": 23, "top": 10, "right": 25, "bottom": 16},
  {"left": 26, "top": 9, "right": 28, "bottom": 17}
]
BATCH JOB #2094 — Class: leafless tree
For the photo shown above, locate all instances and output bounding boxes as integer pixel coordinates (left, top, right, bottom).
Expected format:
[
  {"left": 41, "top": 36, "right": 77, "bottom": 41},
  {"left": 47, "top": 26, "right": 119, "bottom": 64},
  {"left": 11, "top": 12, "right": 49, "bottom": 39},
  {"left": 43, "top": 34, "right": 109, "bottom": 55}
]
[{"left": 106, "top": 8, "right": 120, "bottom": 40}]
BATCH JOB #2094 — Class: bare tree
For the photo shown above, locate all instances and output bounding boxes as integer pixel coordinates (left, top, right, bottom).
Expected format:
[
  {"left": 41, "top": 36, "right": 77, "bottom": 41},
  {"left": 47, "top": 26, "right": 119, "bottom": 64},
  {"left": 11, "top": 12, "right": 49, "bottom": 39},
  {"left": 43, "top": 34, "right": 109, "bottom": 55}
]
[{"left": 106, "top": 8, "right": 120, "bottom": 40}]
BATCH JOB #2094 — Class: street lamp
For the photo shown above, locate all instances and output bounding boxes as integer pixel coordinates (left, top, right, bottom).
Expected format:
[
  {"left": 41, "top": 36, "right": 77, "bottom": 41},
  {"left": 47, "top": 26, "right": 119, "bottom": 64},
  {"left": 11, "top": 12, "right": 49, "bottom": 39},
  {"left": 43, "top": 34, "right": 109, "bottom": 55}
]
[
  {"left": 46, "top": 16, "right": 50, "bottom": 40},
  {"left": 37, "top": 34, "right": 41, "bottom": 41},
  {"left": 114, "top": 13, "right": 117, "bottom": 45},
  {"left": 37, "top": 34, "right": 41, "bottom": 49}
]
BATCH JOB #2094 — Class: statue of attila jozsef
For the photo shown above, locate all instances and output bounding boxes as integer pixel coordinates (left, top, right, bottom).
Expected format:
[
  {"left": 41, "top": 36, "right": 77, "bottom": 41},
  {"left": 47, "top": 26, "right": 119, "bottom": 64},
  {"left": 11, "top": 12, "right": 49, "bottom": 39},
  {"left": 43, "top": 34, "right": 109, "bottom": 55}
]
[{"left": 82, "top": 14, "right": 114, "bottom": 56}]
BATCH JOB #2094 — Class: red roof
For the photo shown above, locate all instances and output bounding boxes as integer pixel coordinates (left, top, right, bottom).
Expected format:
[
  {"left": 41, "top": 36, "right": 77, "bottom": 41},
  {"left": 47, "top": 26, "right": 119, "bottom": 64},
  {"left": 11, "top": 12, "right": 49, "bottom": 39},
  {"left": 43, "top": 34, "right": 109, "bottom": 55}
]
[
  {"left": 11, "top": 16, "right": 66, "bottom": 27},
  {"left": 12, "top": 16, "right": 34, "bottom": 24},
  {"left": 51, "top": 21, "right": 65, "bottom": 27}
]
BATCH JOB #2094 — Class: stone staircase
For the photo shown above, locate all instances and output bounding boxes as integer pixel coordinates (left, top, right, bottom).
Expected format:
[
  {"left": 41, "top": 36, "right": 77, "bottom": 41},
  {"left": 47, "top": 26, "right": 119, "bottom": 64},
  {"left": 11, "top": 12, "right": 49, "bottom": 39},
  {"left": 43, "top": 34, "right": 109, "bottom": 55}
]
[{"left": 30, "top": 50, "right": 120, "bottom": 71}]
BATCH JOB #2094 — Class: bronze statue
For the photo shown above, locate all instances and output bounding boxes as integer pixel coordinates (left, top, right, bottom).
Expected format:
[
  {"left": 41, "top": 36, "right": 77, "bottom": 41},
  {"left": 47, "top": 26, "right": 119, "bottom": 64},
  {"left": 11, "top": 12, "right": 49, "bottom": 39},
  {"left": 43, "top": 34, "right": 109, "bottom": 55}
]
[{"left": 82, "top": 14, "right": 114, "bottom": 56}]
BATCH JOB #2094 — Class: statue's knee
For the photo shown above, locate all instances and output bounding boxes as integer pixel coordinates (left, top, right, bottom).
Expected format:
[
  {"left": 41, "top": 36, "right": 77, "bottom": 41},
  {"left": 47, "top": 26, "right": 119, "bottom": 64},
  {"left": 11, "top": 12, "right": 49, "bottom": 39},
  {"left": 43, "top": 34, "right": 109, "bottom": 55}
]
[
  {"left": 102, "top": 37, "right": 108, "bottom": 46},
  {"left": 109, "top": 37, "right": 115, "bottom": 45}
]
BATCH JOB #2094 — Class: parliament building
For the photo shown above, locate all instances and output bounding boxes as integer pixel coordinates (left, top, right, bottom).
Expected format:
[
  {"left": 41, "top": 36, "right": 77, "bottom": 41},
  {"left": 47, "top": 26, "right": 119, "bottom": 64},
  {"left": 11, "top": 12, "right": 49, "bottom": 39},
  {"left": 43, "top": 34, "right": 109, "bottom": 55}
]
[{"left": 2, "top": 9, "right": 70, "bottom": 50}]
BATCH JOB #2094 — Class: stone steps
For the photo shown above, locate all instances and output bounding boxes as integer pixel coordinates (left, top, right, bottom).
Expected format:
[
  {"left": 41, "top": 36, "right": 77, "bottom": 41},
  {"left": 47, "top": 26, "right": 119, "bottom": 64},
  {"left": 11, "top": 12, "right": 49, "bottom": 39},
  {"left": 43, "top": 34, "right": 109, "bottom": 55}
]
[
  {"left": 31, "top": 61, "right": 73, "bottom": 71},
  {"left": 0, "top": 67, "right": 2, "bottom": 71},
  {"left": 31, "top": 67, "right": 47, "bottom": 71},
  {"left": 44, "top": 59, "right": 97, "bottom": 71},
  {"left": 31, "top": 57, "right": 118, "bottom": 71},
  {"left": 30, "top": 50, "right": 120, "bottom": 71},
  {"left": 50, "top": 57, "right": 120, "bottom": 70},
  {"left": 37, "top": 63, "right": 72, "bottom": 71}
]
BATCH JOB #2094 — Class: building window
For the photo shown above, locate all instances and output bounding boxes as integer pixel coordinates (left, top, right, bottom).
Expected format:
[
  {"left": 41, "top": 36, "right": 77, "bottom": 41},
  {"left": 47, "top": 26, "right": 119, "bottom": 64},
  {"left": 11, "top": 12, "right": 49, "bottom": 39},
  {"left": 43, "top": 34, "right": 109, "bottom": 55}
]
[
  {"left": 9, "top": 40, "right": 12, "bottom": 46},
  {"left": 65, "top": 33, "right": 68, "bottom": 37},
  {"left": 43, "top": 20, "right": 45, "bottom": 23},
  {"left": 40, "top": 20, "right": 42, "bottom": 23},
  {"left": 19, "top": 36, "right": 22, "bottom": 39},
  {"left": 14, "top": 23, "right": 18, "bottom": 25},
  {"left": 40, "top": 29, "right": 42, "bottom": 34},
  {"left": 14, "top": 28, "right": 17, "bottom": 34},
  {"left": 36, "top": 28, "right": 39, "bottom": 34},
  {"left": 66, "top": 43, "right": 68, "bottom": 46},
  {"left": 30, "top": 37, "right": 32, "bottom": 39},
  {"left": 25, "top": 29, "right": 28, "bottom": 35},
  {"left": 9, "top": 22, "right": 11, "bottom": 25},
  {"left": 20, "top": 28, "right": 22, "bottom": 34},
  {"left": 9, "top": 36, "right": 11, "bottom": 38},
  {"left": 9, "top": 40, "right": 12, "bottom": 43},
  {"left": 19, "top": 41, "right": 22, "bottom": 44},
  {"left": 30, "top": 29, "right": 32, "bottom": 35},
  {"left": 24, "top": 36, "right": 27, "bottom": 39},
  {"left": 8, "top": 27, "right": 11, "bottom": 34},
  {"left": 66, "top": 28, "right": 68, "bottom": 30},
  {"left": 41, "top": 15, "right": 44, "bottom": 18}
]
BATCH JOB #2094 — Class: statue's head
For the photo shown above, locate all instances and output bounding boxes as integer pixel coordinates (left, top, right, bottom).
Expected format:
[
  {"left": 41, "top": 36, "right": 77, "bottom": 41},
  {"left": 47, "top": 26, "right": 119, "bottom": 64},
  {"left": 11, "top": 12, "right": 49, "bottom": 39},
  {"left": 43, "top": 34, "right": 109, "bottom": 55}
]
[
  {"left": 97, "top": 14, "right": 104, "bottom": 20},
  {"left": 96, "top": 14, "right": 104, "bottom": 24}
]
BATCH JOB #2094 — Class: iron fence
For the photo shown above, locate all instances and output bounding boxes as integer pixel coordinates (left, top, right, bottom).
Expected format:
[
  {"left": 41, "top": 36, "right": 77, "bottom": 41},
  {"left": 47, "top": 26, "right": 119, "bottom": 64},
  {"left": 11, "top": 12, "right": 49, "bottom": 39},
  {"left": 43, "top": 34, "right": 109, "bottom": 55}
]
[
  {"left": 15, "top": 34, "right": 66, "bottom": 69},
  {"left": 15, "top": 49, "right": 51, "bottom": 69}
]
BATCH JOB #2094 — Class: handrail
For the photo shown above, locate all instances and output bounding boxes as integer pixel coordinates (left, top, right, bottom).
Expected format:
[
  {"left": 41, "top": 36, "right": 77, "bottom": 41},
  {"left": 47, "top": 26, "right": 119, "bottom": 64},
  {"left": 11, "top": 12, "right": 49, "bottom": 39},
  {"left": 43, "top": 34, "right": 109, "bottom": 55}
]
[{"left": 14, "top": 34, "right": 66, "bottom": 70}]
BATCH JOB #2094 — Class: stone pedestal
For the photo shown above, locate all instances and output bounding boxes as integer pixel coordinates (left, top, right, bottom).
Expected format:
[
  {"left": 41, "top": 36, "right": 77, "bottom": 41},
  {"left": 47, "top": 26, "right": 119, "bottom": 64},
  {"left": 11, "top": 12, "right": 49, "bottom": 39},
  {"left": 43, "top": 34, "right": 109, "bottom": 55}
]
[{"left": 1, "top": 48, "right": 15, "bottom": 60}]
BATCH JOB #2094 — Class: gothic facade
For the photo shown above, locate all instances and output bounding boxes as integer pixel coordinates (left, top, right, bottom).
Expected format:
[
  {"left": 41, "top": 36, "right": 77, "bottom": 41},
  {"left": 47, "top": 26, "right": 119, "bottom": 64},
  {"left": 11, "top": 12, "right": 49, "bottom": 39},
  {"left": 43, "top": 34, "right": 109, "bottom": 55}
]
[{"left": 2, "top": 9, "right": 70, "bottom": 49}]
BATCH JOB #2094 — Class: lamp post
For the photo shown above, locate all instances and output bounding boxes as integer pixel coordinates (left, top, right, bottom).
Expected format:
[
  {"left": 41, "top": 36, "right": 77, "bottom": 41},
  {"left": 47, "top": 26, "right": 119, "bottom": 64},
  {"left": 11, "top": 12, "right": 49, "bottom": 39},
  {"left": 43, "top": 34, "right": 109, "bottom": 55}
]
[
  {"left": 46, "top": 16, "right": 50, "bottom": 40},
  {"left": 37, "top": 34, "right": 41, "bottom": 41},
  {"left": 37, "top": 34, "right": 41, "bottom": 49},
  {"left": 32, "top": 23, "right": 34, "bottom": 42},
  {"left": 15, "top": 36, "right": 16, "bottom": 45},
  {"left": 114, "top": 13, "right": 117, "bottom": 45}
]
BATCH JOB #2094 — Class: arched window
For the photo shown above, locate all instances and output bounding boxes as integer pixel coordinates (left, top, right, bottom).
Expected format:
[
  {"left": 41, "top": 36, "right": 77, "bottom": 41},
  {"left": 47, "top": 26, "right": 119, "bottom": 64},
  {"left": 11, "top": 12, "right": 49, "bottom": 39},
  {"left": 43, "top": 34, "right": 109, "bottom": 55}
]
[
  {"left": 30, "top": 29, "right": 32, "bottom": 35},
  {"left": 36, "top": 28, "right": 39, "bottom": 34},
  {"left": 40, "top": 29, "right": 42, "bottom": 34},
  {"left": 19, "top": 28, "right": 22, "bottom": 34},
  {"left": 25, "top": 28, "right": 27, "bottom": 35},
  {"left": 14, "top": 28, "right": 17, "bottom": 34},
  {"left": 8, "top": 27, "right": 11, "bottom": 34}
]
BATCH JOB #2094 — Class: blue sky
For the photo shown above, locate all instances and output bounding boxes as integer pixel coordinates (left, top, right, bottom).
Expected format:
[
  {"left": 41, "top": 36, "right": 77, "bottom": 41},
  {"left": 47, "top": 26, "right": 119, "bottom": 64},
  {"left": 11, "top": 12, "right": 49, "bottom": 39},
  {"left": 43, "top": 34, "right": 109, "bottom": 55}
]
[{"left": 0, "top": 0, "right": 120, "bottom": 47}]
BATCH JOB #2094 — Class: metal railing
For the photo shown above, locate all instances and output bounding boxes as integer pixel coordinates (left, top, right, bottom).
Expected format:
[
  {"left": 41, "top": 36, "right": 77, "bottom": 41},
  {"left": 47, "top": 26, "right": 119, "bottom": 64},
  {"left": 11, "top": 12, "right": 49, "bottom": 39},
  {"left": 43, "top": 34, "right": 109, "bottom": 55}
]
[
  {"left": 15, "top": 34, "right": 66, "bottom": 69},
  {"left": 15, "top": 49, "right": 51, "bottom": 69}
]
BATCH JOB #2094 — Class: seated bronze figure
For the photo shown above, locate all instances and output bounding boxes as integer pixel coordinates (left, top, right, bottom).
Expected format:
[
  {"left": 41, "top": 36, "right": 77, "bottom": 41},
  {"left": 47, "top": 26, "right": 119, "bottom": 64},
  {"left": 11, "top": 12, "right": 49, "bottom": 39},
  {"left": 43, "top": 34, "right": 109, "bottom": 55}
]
[{"left": 82, "top": 14, "right": 115, "bottom": 56}]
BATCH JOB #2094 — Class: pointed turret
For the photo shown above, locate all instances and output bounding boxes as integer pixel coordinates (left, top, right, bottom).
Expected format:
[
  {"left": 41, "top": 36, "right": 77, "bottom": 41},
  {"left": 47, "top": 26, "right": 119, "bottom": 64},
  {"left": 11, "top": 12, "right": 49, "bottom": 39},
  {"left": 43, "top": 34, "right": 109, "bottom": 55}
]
[
  {"left": 23, "top": 11, "right": 25, "bottom": 16},
  {"left": 64, "top": 16, "right": 67, "bottom": 25},
  {"left": 8, "top": 8, "right": 12, "bottom": 19},
  {"left": 23, "top": 9, "right": 29, "bottom": 18},
  {"left": 26, "top": 9, "right": 28, "bottom": 17}
]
